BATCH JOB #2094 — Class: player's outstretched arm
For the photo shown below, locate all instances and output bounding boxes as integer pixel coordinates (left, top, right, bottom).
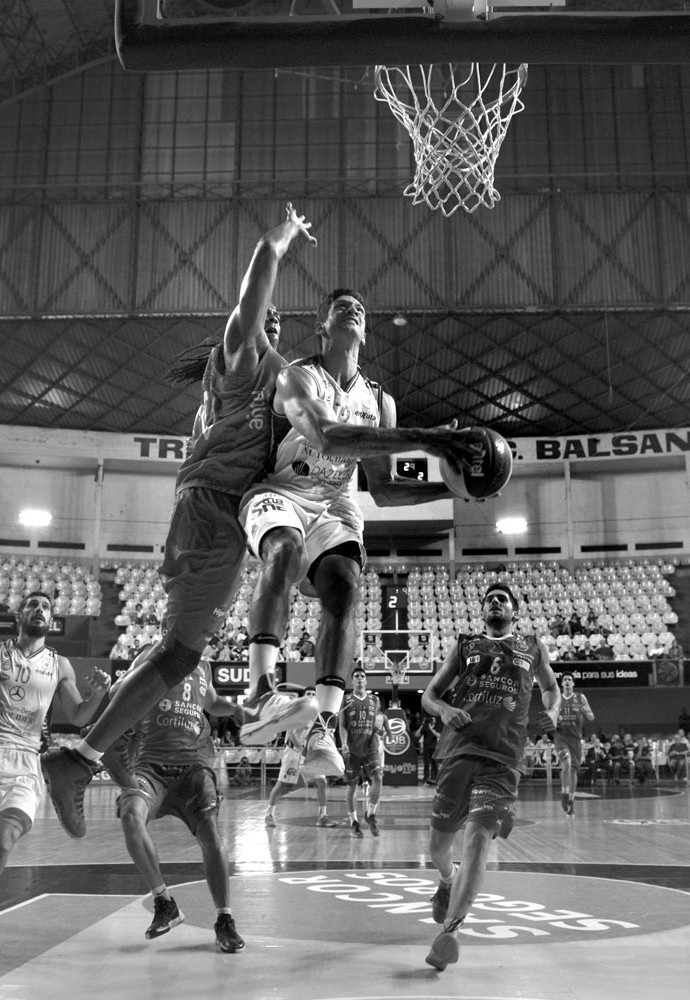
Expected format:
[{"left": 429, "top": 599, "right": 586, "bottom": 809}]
[{"left": 224, "top": 202, "right": 317, "bottom": 370}]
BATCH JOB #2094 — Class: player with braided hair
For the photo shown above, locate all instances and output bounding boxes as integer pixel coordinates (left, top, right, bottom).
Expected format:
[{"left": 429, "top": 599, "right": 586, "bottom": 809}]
[{"left": 40, "top": 203, "right": 318, "bottom": 839}]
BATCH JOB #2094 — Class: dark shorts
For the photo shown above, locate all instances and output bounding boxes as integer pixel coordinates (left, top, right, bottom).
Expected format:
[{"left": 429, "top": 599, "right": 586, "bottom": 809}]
[
  {"left": 431, "top": 754, "right": 519, "bottom": 838},
  {"left": 345, "top": 746, "right": 382, "bottom": 783},
  {"left": 160, "top": 486, "right": 247, "bottom": 651},
  {"left": 554, "top": 732, "right": 583, "bottom": 766},
  {"left": 117, "top": 760, "right": 220, "bottom": 835}
]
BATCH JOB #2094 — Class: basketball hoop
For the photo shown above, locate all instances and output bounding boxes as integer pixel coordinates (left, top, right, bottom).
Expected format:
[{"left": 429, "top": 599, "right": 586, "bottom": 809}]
[
  {"left": 373, "top": 62, "right": 528, "bottom": 216},
  {"left": 387, "top": 663, "right": 410, "bottom": 688}
]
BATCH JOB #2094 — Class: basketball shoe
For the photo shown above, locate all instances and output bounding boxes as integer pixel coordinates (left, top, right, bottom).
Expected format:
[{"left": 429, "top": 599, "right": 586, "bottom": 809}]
[
  {"left": 425, "top": 930, "right": 460, "bottom": 971},
  {"left": 299, "top": 719, "right": 344, "bottom": 779},
  {"left": 214, "top": 913, "right": 245, "bottom": 953},
  {"left": 350, "top": 819, "right": 364, "bottom": 839},
  {"left": 315, "top": 815, "right": 338, "bottom": 827},
  {"left": 146, "top": 896, "right": 185, "bottom": 939},
  {"left": 240, "top": 690, "right": 318, "bottom": 746},
  {"left": 365, "top": 812, "right": 380, "bottom": 837},
  {"left": 40, "top": 746, "right": 100, "bottom": 839},
  {"left": 430, "top": 882, "right": 452, "bottom": 923}
]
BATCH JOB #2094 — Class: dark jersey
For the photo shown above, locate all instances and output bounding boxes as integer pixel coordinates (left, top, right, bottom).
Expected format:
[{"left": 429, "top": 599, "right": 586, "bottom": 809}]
[
  {"left": 131, "top": 662, "right": 214, "bottom": 767},
  {"left": 435, "top": 633, "right": 541, "bottom": 771},
  {"left": 175, "top": 343, "right": 284, "bottom": 498},
  {"left": 556, "top": 693, "right": 589, "bottom": 740},
  {"left": 341, "top": 692, "right": 382, "bottom": 757}
]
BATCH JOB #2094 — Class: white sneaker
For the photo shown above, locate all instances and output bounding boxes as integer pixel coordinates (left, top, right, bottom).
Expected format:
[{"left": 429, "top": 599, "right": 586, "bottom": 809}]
[
  {"left": 240, "top": 691, "right": 318, "bottom": 746},
  {"left": 300, "top": 723, "right": 345, "bottom": 779}
]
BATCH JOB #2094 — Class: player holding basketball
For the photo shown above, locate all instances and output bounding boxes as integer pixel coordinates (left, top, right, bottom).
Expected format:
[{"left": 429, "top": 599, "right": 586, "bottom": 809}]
[
  {"left": 40, "top": 203, "right": 319, "bottom": 839},
  {"left": 339, "top": 665, "right": 389, "bottom": 837},
  {"left": 553, "top": 672, "right": 594, "bottom": 816},
  {"left": 238, "top": 286, "right": 495, "bottom": 775},
  {"left": 421, "top": 582, "right": 559, "bottom": 971},
  {"left": 0, "top": 592, "right": 111, "bottom": 876},
  {"left": 105, "top": 660, "right": 245, "bottom": 952}
]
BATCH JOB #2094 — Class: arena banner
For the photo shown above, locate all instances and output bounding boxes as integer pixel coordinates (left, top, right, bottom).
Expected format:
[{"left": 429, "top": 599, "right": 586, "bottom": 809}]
[
  {"left": 1, "top": 424, "right": 688, "bottom": 470},
  {"left": 551, "top": 662, "right": 654, "bottom": 687},
  {"left": 383, "top": 706, "right": 418, "bottom": 786},
  {"left": 508, "top": 428, "right": 690, "bottom": 465}
]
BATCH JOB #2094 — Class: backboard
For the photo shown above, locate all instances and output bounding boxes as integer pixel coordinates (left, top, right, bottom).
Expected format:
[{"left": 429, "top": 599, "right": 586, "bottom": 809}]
[{"left": 116, "top": 1, "right": 690, "bottom": 71}]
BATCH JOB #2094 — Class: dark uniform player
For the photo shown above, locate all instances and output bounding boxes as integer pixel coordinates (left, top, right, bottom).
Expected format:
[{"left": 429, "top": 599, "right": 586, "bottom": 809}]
[
  {"left": 421, "top": 583, "right": 559, "bottom": 971},
  {"left": 40, "top": 204, "right": 319, "bottom": 838},
  {"left": 339, "top": 667, "right": 388, "bottom": 837},
  {"left": 554, "top": 672, "right": 594, "bottom": 815},
  {"left": 107, "top": 661, "right": 245, "bottom": 952}
]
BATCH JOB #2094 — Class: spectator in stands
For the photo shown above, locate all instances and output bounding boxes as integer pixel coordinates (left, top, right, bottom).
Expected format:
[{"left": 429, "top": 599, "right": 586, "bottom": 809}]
[
  {"left": 666, "top": 729, "right": 690, "bottom": 779},
  {"left": 414, "top": 713, "right": 441, "bottom": 785},
  {"left": 566, "top": 613, "right": 585, "bottom": 638},
  {"left": 620, "top": 733, "right": 638, "bottom": 781},
  {"left": 109, "top": 635, "right": 130, "bottom": 660},
  {"left": 607, "top": 734, "right": 627, "bottom": 784},
  {"left": 634, "top": 738, "right": 656, "bottom": 785},
  {"left": 584, "top": 612, "right": 599, "bottom": 637},
  {"left": 584, "top": 735, "right": 611, "bottom": 785},
  {"left": 295, "top": 632, "right": 315, "bottom": 659},
  {"left": 589, "top": 636, "right": 614, "bottom": 660},
  {"left": 232, "top": 756, "right": 255, "bottom": 786}
]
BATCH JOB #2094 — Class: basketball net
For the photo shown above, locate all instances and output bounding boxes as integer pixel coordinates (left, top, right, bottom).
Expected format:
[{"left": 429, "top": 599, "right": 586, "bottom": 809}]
[{"left": 373, "top": 62, "right": 528, "bottom": 216}]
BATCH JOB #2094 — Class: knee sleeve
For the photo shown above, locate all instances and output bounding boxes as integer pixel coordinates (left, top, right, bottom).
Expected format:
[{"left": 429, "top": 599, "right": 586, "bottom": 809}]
[
  {"left": 150, "top": 636, "right": 202, "bottom": 686},
  {"left": 316, "top": 675, "right": 346, "bottom": 691}
]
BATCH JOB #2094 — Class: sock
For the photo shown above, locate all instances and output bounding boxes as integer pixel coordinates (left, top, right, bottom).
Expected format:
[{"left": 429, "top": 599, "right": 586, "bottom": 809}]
[
  {"left": 75, "top": 740, "right": 104, "bottom": 763},
  {"left": 348, "top": 811, "right": 358, "bottom": 823},
  {"left": 439, "top": 863, "right": 457, "bottom": 885},
  {"left": 266, "top": 806, "right": 275, "bottom": 817},
  {"left": 366, "top": 804, "right": 378, "bottom": 816},
  {"left": 216, "top": 907, "right": 232, "bottom": 917},
  {"left": 315, "top": 678, "right": 345, "bottom": 717},
  {"left": 248, "top": 635, "right": 280, "bottom": 694},
  {"left": 152, "top": 884, "right": 170, "bottom": 901},
  {"left": 318, "top": 805, "right": 327, "bottom": 818}
]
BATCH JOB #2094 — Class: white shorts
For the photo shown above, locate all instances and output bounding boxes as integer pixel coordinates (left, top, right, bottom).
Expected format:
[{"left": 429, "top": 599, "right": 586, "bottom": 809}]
[
  {"left": 0, "top": 747, "right": 45, "bottom": 828},
  {"left": 240, "top": 487, "right": 365, "bottom": 572},
  {"left": 277, "top": 746, "right": 303, "bottom": 785}
]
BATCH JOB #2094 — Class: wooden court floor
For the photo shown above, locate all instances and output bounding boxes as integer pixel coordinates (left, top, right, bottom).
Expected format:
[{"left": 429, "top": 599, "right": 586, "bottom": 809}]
[{"left": 2, "top": 776, "right": 689, "bottom": 1000}]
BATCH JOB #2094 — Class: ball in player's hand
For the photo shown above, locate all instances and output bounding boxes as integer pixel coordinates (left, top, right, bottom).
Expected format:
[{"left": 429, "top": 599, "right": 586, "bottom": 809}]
[{"left": 440, "top": 427, "right": 513, "bottom": 501}]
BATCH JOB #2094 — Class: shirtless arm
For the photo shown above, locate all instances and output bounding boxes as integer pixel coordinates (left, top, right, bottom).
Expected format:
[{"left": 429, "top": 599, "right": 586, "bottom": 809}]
[
  {"left": 54, "top": 660, "right": 111, "bottom": 729},
  {"left": 223, "top": 203, "right": 317, "bottom": 374}
]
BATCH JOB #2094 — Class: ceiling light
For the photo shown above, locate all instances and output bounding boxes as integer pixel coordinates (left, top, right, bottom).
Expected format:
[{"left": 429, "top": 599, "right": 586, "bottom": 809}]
[
  {"left": 392, "top": 313, "right": 408, "bottom": 327},
  {"left": 19, "top": 508, "right": 52, "bottom": 527},
  {"left": 496, "top": 516, "right": 527, "bottom": 535}
]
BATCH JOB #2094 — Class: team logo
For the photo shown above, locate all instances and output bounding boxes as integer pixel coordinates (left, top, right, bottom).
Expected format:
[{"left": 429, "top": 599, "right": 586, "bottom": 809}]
[
  {"left": 515, "top": 635, "right": 528, "bottom": 651},
  {"left": 384, "top": 717, "right": 410, "bottom": 756}
]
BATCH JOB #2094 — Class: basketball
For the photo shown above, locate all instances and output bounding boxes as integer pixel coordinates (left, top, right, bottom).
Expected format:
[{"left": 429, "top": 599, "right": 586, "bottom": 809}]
[{"left": 440, "top": 427, "right": 513, "bottom": 501}]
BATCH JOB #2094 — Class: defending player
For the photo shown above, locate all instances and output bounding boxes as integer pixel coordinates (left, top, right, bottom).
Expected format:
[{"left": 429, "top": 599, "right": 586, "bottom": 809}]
[
  {"left": 421, "top": 582, "right": 559, "bottom": 971},
  {"left": 39, "top": 203, "right": 318, "bottom": 838},
  {"left": 1, "top": 592, "right": 111, "bottom": 870},
  {"left": 553, "top": 672, "right": 595, "bottom": 815}
]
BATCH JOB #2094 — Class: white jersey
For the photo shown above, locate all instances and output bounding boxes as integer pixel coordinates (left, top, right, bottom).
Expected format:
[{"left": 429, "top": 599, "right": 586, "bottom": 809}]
[
  {"left": 0, "top": 639, "right": 60, "bottom": 753},
  {"left": 266, "top": 356, "right": 381, "bottom": 502}
]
